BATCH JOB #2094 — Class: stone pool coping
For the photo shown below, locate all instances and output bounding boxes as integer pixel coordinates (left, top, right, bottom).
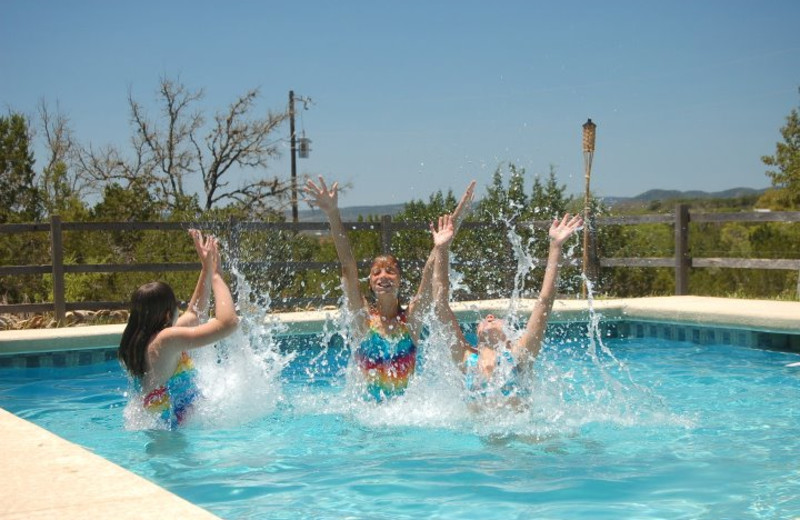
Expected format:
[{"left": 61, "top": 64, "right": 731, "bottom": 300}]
[
  {"left": 2, "top": 296, "right": 799, "bottom": 355},
  {"left": 1, "top": 295, "right": 799, "bottom": 519},
  {"left": 0, "top": 406, "right": 221, "bottom": 519}
]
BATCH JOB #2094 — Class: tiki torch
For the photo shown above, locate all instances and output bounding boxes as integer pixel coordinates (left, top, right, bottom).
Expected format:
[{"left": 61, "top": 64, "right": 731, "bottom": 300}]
[{"left": 581, "top": 118, "right": 597, "bottom": 298}]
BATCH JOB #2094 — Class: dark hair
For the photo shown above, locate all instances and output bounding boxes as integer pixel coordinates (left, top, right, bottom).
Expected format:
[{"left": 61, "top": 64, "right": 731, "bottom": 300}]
[{"left": 118, "top": 281, "right": 178, "bottom": 378}]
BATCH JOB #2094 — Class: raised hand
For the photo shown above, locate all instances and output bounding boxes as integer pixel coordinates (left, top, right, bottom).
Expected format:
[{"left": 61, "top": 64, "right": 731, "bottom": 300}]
[
  {"left": 303, "top": 176, "right": 339, "bottom": 215},
  {"left": 549, "top": 214, "right": 583, "bottom": 246},
  {"left": 189, "top": 229, "right": 218, "bottom": 272},
  {"left": 430, "top": 214, "right": 455, "bottom": 248},
  {"left": 451, "top": 180, "right": 476, "bottom": 228}
]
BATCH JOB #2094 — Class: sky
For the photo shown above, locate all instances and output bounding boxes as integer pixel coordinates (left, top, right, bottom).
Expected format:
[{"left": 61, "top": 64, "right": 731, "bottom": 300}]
[{"left": 2, "top": 0, "right": 799, "bottom": 209}]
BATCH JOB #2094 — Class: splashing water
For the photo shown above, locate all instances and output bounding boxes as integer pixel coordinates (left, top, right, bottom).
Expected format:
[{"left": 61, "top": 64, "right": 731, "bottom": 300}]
[
  {"left": 191, "top": 262, "right": 291, "bottom": 428},
  {"left": 442, "top": 220, "right": 686, "bottom": 438},
  {"left": 124, "top": 247, "right": 292, "bottom": 431},
  {"left": 293, "top": 239, "right": 685, "bottom": 442},
  {"left": 125, "top": 224, "right": 685, "bottom": 436}
]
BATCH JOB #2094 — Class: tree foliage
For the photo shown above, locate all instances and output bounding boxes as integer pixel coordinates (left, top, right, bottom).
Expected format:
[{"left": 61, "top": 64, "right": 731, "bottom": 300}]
[
  {"left": 0, "top": 113, "right": 40, "bottom": 223},
  {"left": 759, "top": 88, "right": 800, "bottom": 209},
  {"left": 4, "top": 84, "right": 800, "bottom": 313},
  {"left": 390, "top": 164, "right": 578, "bottom": 301}
]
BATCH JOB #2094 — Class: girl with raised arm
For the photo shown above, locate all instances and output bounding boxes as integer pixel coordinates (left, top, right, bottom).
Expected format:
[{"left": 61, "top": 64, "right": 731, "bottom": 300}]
[
  {"left": 303, "top": 177, "right": 475, "bottom": 401},
  {"left": 118, "top": 229, "right": 239, "bottom": 428},
  {"left": 431, "top": 213, "right": 583, "bottom": 401}
]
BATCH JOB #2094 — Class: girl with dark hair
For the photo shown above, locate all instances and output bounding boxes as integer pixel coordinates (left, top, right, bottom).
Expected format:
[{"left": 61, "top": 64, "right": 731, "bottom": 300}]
[
  {"left": 118, "top": 229, "right": 239, "bottom": 427},
  {"left": 303, "top": 177, "right": 475, "bottom": 401}
]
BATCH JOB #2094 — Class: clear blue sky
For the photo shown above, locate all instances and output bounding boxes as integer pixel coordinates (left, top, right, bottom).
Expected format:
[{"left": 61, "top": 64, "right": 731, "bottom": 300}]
[{"left": 2, "top": 0, "right": 799, "bottom": 208}]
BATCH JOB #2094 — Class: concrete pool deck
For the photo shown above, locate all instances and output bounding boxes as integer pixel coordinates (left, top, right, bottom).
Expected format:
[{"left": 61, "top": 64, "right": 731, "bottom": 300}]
[{"left": 1, "top": 296, "right": 799, "bottom": 519}]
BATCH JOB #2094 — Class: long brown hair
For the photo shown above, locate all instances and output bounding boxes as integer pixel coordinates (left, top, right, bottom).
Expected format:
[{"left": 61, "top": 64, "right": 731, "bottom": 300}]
[{"left": 118, "top": 281, "right": 178, "bottom": 378}]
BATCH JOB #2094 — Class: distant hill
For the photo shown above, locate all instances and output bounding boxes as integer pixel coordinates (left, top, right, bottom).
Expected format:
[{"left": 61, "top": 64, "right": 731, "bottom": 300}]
[
  {"left": 601, "top": 187, "right": 767, "bottom": 206},
  {"left": 291, "top": 187, "right": 769, "bottom": 221}
]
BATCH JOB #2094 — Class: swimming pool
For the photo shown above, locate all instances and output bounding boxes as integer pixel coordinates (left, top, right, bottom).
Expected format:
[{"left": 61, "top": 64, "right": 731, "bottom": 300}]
[{"left": 1, "top": 320, "right": 799, "bottom": 519}]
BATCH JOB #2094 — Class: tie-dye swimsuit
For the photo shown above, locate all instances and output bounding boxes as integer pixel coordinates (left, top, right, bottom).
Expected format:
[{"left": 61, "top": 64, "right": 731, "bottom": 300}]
[
  {"left": 142, "top": 351, "right": 198, "bottom": 428},
  {"left": 355, "top": 311, "right": 417, "bottom": 401}
]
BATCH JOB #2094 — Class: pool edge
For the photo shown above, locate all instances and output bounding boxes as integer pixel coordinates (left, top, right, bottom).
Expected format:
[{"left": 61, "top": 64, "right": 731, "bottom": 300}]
[
  {"left": 1, "top": 295, "right": 799, "bottom": 518},
  {"left": 2, "top": 297, "right": 799, "bottom": 355},
  {"left": 0, "top": 407, "right": 222, "bottom": 520}
]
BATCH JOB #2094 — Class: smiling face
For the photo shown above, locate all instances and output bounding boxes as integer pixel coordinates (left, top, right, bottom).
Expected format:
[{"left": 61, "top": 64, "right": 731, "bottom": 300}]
[
  {"left": 476, "top": 314, "right": 508, "bottom": 346},
  {"left": 369, "top": 255, "right": 402, "bottom": 297}
]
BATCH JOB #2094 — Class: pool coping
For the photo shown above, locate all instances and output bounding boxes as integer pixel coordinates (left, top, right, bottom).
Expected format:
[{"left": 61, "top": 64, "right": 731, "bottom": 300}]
[
  {"left": 1, "top": 295, "right": 799, "bottom": 519},
  {"left": 0, "top": 406, "right": 221, "bottom": 519},
  {"left": 2, "top": 296, "right": 799, "bottom": 355}
]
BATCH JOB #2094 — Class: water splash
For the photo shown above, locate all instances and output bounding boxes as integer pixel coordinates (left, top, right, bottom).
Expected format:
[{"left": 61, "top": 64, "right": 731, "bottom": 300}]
[
  {"left": 124, "top": 220, "right": 687, "bottom": 435},
  {"left": 124, "top": 246, "right": 291, "bottom": 431},
  {"left": 191, "top": 257, "right": 292, "bottom": 428}
]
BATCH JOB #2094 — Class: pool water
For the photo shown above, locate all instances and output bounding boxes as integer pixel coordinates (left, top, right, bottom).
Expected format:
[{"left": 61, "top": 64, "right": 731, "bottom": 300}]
[{"left": 1, "top": 331, "right": 799, "bottom": 519}]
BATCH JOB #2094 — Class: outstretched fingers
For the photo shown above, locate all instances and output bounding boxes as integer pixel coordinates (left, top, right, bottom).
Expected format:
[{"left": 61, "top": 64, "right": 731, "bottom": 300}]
[
  {"left": 452, "top": 180, "right": 476, "bottom": 225},
  {"left": 565, "top": 213, "right": 583, "bottom": 231},
  {"left": 549, "top": 213, "right": 584, "bottom": 244},
  {"left": 302, "top": 176, "right": 339, "bottom": 211},
  {"left": 431, "top": 214, "right": 455, "bottom": 247},
  {"left": 188, "top": 229, "right": 222, "bottom": 271}
]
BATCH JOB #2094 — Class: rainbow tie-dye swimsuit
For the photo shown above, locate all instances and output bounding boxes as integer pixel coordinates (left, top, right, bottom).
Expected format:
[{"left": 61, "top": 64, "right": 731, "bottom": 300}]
[
  {"left": 355, "top": 312, "right": 417, "bottom": 401},
  {"left": 142, "top": 351, "right": 198, "bottom": 428}
]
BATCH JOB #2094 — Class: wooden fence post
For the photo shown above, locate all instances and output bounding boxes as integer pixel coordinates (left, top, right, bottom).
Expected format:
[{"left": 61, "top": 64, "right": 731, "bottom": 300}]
[
  {"left": 227, "top": 216, "right": 240, "bottom": 295},
  {"left": 381, "top": 215, "right": 392, "bottom": 255},
  {"left": 674, "top": 204, "right": 690, "bottom": 295},
  {"left": 228, "top": 216, "right": 240, "bottom": 264},
  {"left": 796, "top": 270, "right": 800, "bottom": 300},
  {"left": 50, "top": 215, "right": 66, "bottom": 324}
]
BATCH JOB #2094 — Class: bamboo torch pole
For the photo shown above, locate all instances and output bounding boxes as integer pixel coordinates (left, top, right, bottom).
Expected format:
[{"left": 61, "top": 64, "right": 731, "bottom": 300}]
[{"left": 581, "top": 118, "right": 597, "bottom": 298}]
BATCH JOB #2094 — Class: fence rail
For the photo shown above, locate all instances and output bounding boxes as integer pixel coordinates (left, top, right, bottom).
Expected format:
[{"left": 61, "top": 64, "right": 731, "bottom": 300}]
[{"left": 2, "top": 205, "right": 799, "bottom": 322}]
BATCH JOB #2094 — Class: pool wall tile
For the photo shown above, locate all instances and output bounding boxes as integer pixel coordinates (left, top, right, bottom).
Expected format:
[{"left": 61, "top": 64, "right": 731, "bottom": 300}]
[
  {"left": 2, "top": 318, "right": 799, "bottom": 368},
  {"left": 618, "top": 319, "right": 800, "bottom": 353}
]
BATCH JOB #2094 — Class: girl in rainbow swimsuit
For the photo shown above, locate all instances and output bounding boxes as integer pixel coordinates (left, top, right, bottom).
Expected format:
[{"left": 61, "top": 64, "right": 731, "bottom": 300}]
[
  {"left": 118, "top": 229, "right": 239, "bottom": 428},
  {"left": 304, "top": 177, "right": 476, "bottom": 401}
]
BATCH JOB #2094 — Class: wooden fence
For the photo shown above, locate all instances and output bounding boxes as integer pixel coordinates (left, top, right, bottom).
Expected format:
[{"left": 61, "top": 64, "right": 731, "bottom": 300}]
[{"left": 1, "top": 204, "right": 799, "bottom": 322}]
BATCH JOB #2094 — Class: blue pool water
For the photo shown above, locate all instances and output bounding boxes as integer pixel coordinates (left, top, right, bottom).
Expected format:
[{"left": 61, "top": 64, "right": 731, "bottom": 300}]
[{"left": 1, "top": 328, "right": 799, "bottom": 519}]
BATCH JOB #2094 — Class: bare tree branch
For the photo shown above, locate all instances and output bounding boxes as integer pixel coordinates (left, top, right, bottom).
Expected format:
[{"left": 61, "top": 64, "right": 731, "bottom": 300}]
[
  {"left": 78, "top": 76, "right": 291, "bottom": 216},
  {"left": 202, "top": 88, "right": 288, "bottom": 211}
]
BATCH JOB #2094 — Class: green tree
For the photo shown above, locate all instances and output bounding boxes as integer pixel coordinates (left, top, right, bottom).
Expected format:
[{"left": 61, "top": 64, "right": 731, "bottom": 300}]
[
  {"left": 0, "top": 113, "right": 49, "bottom": 305},
  {"left": 392, "top": 189, "right": 460, "bottom": 298},
  {"left": 0, "top": 113, "right": 40, "bottom": 222},
  {"left": 758, "top": 88, "right": 800, "bottom": 209},
  {"left": 530, "top": 166, "right": 571, "bottom": 220},
  {"left": 436, "top": 164, "right": 575, "bottom": 300}
]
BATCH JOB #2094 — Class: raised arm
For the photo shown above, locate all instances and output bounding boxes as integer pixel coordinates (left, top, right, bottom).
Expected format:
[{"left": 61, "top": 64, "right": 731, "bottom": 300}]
[
  {"left": 430, "top": 214, "right": 471, "bottom": 363},
  {"left": 303, "top": 177, "right": 367, "bottom": 324},
  {"left": 159, "top": 236, "right": 239, "bottom": 352},
  {"left": 175, "top": 229, "right": 214, "bottom": 328},
  {"left": 513, "top": 214, "right": 583, "bottom": 363},
  {"left": 409, "top": 180, "right": 476, "bottom": 317}
]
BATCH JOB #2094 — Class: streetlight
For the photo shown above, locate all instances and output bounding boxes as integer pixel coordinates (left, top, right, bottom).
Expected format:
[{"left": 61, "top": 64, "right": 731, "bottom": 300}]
[
  {"left": 581, "top": 118, "right": 597, "bottom": 298},
  {"left": 289, "top": 90, "right": 312, "bottom": 223}
]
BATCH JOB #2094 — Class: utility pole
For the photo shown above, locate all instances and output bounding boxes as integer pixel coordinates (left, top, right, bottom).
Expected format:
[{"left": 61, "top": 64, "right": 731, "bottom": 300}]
[{"left": 289, "top": 90, "right": 298, "bottom": 223}]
